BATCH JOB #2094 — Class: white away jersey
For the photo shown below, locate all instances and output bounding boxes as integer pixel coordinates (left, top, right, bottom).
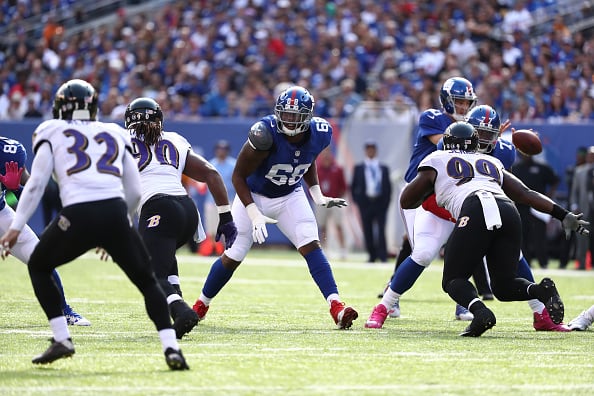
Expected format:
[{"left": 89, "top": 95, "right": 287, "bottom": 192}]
[
  {"left": 419, "top": 150, "right": 506, "bottom": 219},
  {"left": 32, "top": 119, "right": 133, "bottom": 207},
  {"left": 130, "top": 131, "right": 190, "bottom": 208}
]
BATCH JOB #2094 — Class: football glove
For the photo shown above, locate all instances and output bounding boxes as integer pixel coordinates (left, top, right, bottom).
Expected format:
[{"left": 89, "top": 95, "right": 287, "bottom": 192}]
[
  {"left": 562, "top": 212, "right": 590, "bottom": 239},
  {"left": 0, "top": 161, "right": 24, "bottom": 190},
  {"left": 309, "top": 185, "right": 348, "bottom": 208},
  {"left": 246, "top": 203, "right": 277, "bottom": 244},
  {"left": 216, "top": 211, "right": 238, "bottom": 249}
]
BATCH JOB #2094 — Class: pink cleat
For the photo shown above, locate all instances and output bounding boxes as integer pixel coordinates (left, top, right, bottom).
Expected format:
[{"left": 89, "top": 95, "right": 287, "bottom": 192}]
[
  {"left": 330, "top": 300, "right": 358, "bottom": 329},
  {"left": 533, "top": 309, "right": 570, "bottom": 332},
  {"left": 365, "top": 304, "right": 388, "bottom": 329}
]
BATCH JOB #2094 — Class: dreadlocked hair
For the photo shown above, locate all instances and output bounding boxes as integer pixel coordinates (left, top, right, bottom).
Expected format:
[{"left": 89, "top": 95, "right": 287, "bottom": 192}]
[{"left": 130, "top": 122, "right": 162, "bottom": 146}]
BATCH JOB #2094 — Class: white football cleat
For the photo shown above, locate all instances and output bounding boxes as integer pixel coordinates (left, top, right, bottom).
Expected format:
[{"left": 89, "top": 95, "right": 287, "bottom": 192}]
[{"left": 568, "top": 310, "right": 592, "bottom": 331}]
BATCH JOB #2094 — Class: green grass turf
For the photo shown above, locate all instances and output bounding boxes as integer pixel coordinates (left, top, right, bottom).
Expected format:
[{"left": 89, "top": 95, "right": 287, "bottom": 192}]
[{"left": 0, "top": 248, "right": 592, "bottom": 395}]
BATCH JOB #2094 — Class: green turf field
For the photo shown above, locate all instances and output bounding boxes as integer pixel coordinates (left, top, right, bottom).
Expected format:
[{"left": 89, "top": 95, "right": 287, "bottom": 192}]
[{"left": 0, "top": 249, "right": 592, "bottom": 395}]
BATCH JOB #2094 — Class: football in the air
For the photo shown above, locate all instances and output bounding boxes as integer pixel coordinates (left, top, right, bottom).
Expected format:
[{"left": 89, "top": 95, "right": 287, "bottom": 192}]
[{"left": 512, "top": 129, "right": 542, "bottom": 155}]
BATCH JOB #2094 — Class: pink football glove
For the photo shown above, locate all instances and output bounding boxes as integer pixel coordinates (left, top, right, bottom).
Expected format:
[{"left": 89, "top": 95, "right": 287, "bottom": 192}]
[{"left": 0, "top": 161, "right": 24, "bottom": 190}]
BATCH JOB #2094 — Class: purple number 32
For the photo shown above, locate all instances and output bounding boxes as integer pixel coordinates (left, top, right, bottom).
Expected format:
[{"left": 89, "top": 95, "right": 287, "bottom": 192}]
[{"left": 64, "top": 129, "right": 121, "bottom": 176}]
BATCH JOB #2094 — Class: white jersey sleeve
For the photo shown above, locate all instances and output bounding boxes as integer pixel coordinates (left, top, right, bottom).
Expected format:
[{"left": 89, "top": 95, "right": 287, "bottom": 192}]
[
  {"left": 419, "top": 150, "right": 506, "bottom": 219},
  {"left": 130, "top": 131, "right": 190, "bottom": 208},
  {"left": 32, "top": 119, "right": 133, "bottom": 207}
]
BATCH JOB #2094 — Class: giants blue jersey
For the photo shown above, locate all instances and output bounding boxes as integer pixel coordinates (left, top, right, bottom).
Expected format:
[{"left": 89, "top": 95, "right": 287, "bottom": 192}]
[
  {"left": 0, "top": 136, "right": 27, "bottom": 207},
  {"left": 405, "top": 108, "right": 452, "bottom": 182},
  {"left": 247, "top": 114, "right": 332, "bottom": 198},
  {"left": 489, "top": 138, "right": 516, "bottom": 171}
]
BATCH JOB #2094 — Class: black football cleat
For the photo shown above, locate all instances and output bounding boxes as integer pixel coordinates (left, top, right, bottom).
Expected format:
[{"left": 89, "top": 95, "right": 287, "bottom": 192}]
[
  {"left": 539, "top": 278, "right": 564, "bottom": 325},
  {"left": 172, "top": 305, "right": 199, "bottom": 339},
  {"left": 32, "top": 338, "right": 75, "bottom": 364},
  {"left": 165, "top": 347, "right": 189, "bottom": 370},
  {"left": 460, "top": 308, "right": 496, "bottom": 337}
]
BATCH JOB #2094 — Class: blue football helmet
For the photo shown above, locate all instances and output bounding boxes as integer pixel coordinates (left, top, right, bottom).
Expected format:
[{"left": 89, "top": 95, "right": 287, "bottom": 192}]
[
  {"left": 52, "top": 79, "right": 98, "bottom": 120},
  {"left": 274, "top": 86, "right": 315, "bottom": 136},
  {"left": 442, "top": 121, "right": 479, "bottom": 152},
  {"left": 465, "top": 105, "right": 501, "bottom": 153},
  {"left": 439, "top": 77, "right": 477, "bottom": 121}
]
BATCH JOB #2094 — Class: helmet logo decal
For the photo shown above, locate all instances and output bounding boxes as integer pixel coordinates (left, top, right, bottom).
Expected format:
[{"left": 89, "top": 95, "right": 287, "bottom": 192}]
[
  {"left": 465, "top": 85, "right": 474, "bottom": 97},
  {"left": 285, "top": 97, "right": 299, "bottom": 111},
  {"left": 482, "top": 108, "right": 491, "bottom": 127}
]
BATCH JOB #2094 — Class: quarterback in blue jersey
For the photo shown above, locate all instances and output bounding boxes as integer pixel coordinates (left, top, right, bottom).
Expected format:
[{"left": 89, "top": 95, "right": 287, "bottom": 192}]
[
  {"left": 0, "top": 136, "right": 90, "bottom": 326},
  {"left": 192, "top": 86, "right": 358, "bottom": 329}
]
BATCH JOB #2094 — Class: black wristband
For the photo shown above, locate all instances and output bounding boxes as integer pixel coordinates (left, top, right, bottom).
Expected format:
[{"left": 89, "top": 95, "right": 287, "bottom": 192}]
[
  {"left": 551, "top": 204, "right": 569, "bottom": 221},
  {"left": 219, "top": 211, "right": 233, "bottom": 224}
]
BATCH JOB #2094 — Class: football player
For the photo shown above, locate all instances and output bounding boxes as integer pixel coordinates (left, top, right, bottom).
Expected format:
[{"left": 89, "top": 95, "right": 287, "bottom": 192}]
[
  {"left": 125, "top": 97, "right": 237, "bottom": 339},
  {"left": 368, "top": 100, "right": 573, "bottom": 331},
  {"left": 0, "top": 137, "right": 90, "bottom": 326},
  {"left": 467, "top": 105, "right": 570, "bottom": 330},
  {"left": 367, "top": 77, "right": 479, "bottom": 328},
  {"left": 399, "top": 121, "right": 588, "bottom": 336},
  {"left": 0, "top": 79, "right": 188, "bottom": 370},
  {"left": 191, "top": 86, "right": 358, "bottom": 329}
]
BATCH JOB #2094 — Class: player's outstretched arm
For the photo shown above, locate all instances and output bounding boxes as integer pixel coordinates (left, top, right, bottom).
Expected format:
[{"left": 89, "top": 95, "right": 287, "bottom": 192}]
[{"left": 502, "top": 170, "right": 589, "bottom": 238}]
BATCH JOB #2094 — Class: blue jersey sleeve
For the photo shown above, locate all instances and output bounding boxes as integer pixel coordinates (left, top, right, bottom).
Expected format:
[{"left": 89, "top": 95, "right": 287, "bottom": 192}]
[
  {"left": 490, "top": 138, "right": 516, "bottom": 171},
  {"left": 404, "top": 109, "right": 452, "bottom": 182}
]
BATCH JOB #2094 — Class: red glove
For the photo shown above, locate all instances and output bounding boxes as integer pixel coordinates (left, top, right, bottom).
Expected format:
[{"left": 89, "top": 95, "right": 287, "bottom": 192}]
[
  {"left": 0, "top": 161, "right": 24, "bottom": 191},
  {"left": 421, "top": 193, "right": 456, "bottom": 223}
]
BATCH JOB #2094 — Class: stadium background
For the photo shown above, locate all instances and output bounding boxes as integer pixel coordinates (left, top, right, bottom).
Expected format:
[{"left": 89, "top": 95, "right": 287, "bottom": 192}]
[
  {"left": 1, "top": 0, "right": 593, "bottom": 256},
  {"left": 1, "top": 117, "right": 591, "bottom": 255}
]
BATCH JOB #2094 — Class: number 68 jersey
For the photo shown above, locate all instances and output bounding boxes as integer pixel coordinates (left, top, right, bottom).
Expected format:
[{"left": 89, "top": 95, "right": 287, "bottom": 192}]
[
  {"left": 32, "top": 119, "right": 133, "bottom": 207},
  {"left": 247, "top": 114, "right": 332, "bottom": 198},
  {"left": 419, "top": 150, "right": 506, "bottom": 220}
]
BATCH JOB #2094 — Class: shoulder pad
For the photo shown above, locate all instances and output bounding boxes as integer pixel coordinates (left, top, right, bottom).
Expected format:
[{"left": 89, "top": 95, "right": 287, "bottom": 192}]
[{"left": 248, "top": 121, "right": 273, "bottom": 151}]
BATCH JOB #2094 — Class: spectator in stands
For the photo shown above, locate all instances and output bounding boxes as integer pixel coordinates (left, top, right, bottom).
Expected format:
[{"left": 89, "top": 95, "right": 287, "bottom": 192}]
[
  {"left": 23, "top": 97, "right": 43, "bottom": 118},
  {"left": 0, "top": 0, "right": 591, "bottom": 130},
  {"left": 510, "top": 97, "right": 536, "bottom": 122},
  {"left": 447, "top": 27, "right": 478, "bottom": 66},
  {"left": 502, "top": 0, "right": 534, "bottom": 35},
  {"left": 577, "top": 96, "right": 594, "bottom": 121},
  {"left": 415, "top": 36, "right": 446, "bottom": 79},
  {"left": 546, "top": 88, "right": 570, "bottom": 123},
  {"left": 4, "top": 92, "right": 26, "bottom": 120},
  {"left": 200, "top": 75, "right": 231, "bottom": 117},
  {"left": 502, "top": 36, "right": 523, "bottom": 67}
]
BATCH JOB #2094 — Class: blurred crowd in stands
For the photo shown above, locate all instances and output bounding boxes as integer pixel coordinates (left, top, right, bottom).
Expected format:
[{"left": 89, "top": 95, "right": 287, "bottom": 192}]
[{"left": 1, "top": 0, "right": 594, "bottom": 123}]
